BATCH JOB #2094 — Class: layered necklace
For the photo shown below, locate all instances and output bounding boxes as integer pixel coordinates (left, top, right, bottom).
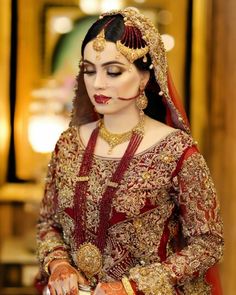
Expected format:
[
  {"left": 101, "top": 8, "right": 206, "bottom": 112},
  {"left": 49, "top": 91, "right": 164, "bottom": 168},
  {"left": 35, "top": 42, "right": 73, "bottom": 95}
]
[
  {"left": 98, "top": 116, "right": 145, "bottom": 154},
  {"left": 73, "top": 118, "right": 144, "bottom": 286}
]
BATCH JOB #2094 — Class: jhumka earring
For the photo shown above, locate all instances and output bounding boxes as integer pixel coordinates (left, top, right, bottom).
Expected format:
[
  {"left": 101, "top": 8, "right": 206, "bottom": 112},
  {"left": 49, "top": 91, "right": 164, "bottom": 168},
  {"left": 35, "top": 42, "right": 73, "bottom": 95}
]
[{"left": 136, "top": 87, "right": 148, "bottom": 116}]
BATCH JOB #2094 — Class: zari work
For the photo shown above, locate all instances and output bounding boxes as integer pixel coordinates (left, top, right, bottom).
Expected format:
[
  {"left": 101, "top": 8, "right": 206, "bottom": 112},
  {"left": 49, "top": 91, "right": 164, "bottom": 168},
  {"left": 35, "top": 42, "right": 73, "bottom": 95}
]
[{"left": 36, "top": 126, "right": 223, "bottom": 294}]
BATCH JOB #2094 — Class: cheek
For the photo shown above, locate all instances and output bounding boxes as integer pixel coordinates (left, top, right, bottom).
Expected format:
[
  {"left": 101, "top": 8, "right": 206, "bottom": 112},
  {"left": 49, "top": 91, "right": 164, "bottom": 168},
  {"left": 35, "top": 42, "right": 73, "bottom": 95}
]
[
  {"left": 114, "top": 74, "right": 141, "bottom": 96},
  {"left": 83, "top": 76, "right": 93, "bottom": 94}
]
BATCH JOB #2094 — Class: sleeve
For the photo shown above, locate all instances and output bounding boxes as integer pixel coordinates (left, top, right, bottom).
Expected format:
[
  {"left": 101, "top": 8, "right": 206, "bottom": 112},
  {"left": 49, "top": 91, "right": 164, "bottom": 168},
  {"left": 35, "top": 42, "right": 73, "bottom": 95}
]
[
  {"left": 36, "top": 140, "right": 71, "bottom": 276},
  {"left": 129, "top": 149, "right": 224, "bottom": 294}
]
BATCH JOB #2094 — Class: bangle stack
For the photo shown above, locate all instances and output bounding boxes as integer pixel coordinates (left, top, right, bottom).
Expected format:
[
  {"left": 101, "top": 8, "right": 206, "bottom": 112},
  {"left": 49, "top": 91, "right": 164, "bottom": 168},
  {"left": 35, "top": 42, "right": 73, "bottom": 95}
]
[
  {"left": 43, "top": 254, "right": 69, "bottom": 275},
  {"left": 122, "top": 276, "right": 135, "bottom": 295}
]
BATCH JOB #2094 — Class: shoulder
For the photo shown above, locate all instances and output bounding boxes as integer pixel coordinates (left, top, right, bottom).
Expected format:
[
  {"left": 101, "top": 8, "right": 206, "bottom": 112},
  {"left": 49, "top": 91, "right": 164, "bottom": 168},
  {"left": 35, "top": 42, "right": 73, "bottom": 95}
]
[
  {"left": 57, "top": 125, "right": 77, "bottom": 142},
  {"left": 79, "top": 120, "right": 99, "bottom": 146},
  {"left": 143, "top": 117, "right": 198, "bottom": 163},
  {"left": 50, "top": 122, "right": 98, "bottom": 159},
  {"left": 142, "top": 117, "right": 193, "bottom": 151},
  {"left": 57, "top": 121, "right": 98, "bottom": 144},
  {"left": 145, "top": 116, "right": 174, "bottom": 134},
  {"left": 54, "top": 125, "right": 80, "bottom": 154},
  {"left": 80, "top": 120, "right": 98, "bottom": 134}
]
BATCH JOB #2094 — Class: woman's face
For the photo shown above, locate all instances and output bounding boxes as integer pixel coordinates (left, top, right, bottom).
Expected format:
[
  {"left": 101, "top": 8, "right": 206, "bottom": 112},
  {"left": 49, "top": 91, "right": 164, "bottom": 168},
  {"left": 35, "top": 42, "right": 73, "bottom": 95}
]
[{"left": 83, "top": 41, "right": 149, "bottom": 115}]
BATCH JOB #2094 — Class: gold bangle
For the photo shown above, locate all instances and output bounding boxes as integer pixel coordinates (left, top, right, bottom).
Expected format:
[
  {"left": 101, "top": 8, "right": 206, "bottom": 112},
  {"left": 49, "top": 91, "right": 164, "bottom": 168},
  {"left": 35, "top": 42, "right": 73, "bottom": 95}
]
[
  {"left": 121, "top": 276, "right": 135, "bottom": 295},
  {"left": 44, "top": 255, "right": 69, "bottom": 275}
]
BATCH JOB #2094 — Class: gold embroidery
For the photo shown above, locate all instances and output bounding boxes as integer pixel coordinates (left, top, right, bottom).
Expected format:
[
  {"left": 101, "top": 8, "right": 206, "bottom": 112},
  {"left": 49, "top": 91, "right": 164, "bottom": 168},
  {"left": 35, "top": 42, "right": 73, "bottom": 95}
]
[
  {"left": 129, "top": 262, "right": 175, "bottom": 294},
  {"left": 162, "top": 153, "right": 224, "bottom": 285},
  {"left": 180, "top": 276, "right": 212, "bottom": 294},
  {"left": 107, "top": 181, "right": 119, "bottom": 188},
  {"left": 78, "top": 176, "right": 89, "bottom": 182},
  {"left": 37, "top": 127, "right": 223, "bottom": 292}
]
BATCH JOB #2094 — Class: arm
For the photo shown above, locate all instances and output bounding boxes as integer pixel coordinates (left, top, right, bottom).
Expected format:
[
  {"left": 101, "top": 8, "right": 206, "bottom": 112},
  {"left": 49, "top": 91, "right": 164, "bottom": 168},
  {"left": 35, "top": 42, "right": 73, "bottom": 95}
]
[
  {"left": 129, "top": 150, "right": 224, "bottom": 294},
  {"left": 36, "top": 143, "right": 71, "bottom": 275},
  {"left": 36, "top": 133, "right": 88, "bottom": 295}
]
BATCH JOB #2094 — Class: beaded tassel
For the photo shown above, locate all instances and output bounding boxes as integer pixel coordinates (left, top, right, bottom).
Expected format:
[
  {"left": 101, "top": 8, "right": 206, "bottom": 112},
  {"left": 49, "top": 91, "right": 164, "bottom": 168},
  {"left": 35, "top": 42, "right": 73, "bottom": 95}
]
[{"left": 74, "top": 127, "right": 143, "bottom": 253}]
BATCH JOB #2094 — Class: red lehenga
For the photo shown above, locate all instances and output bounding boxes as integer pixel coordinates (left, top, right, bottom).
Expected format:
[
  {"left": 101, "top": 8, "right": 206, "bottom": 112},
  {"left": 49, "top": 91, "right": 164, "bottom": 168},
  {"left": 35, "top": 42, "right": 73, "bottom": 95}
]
[{"left": 36, "top": 124, "right": 223, "bottom": 294}]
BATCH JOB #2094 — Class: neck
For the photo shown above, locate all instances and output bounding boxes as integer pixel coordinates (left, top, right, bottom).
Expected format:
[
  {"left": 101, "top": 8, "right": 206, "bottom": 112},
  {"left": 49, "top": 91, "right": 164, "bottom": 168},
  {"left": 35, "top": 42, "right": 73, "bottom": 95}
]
[{"left": 102, "top": 107, "right": 141, "bottom": 133}]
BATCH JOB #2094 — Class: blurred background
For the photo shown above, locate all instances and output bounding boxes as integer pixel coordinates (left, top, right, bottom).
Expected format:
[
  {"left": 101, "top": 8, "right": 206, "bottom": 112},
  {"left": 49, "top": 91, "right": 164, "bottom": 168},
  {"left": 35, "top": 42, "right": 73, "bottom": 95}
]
[{"left": 0, "top": 0, "right": 235, "bottom": 294}]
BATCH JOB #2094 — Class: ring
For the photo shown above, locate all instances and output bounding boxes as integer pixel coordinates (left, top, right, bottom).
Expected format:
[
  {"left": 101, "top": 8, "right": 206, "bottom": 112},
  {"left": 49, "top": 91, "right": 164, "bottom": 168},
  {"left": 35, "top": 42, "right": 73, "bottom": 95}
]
[
  {"left": 62, "top": 286, "right": 67, "bottom": 295},
  {"left": 79, "top": 284, "right": 91, "bottom": 292},
  {"left": 42, "top": 286, "right": 51, "bottom": 295}
]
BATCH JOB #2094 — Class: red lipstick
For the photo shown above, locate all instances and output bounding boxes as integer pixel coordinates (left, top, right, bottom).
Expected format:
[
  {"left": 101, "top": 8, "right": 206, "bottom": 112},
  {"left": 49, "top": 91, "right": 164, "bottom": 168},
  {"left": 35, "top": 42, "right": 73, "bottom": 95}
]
[{"left": 94, "top": 94, "right": 111, "bottom": 104}]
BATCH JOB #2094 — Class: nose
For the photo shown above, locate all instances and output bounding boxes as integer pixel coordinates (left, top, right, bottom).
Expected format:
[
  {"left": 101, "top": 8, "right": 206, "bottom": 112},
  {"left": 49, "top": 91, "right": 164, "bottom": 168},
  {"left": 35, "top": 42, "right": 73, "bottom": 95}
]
[{"left": 94, "top": 71, "right": 106, "bottom": 89}]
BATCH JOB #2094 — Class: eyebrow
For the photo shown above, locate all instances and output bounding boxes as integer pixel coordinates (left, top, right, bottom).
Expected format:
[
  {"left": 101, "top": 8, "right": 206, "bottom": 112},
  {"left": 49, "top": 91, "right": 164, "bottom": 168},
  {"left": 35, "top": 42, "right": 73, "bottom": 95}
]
[{"left": 83, "top": 59, "right": 126, "bottom": 67}]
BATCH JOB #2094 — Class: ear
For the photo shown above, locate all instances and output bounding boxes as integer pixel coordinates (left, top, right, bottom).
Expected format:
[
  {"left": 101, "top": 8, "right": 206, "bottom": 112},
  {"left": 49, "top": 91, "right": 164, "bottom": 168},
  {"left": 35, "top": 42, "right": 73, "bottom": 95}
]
[{"left": 140, "top": 71, "right": 150, "bottom": 89}]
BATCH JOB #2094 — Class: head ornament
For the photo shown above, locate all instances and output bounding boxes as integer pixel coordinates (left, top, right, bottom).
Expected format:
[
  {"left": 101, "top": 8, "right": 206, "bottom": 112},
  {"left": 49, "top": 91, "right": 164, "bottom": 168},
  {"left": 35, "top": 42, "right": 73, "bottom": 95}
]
[
  {"left": 71, "top": 7, "right": 190, "bottom": 134},
  {"left": 100, "top": 7, "right": 190, "bottom": 133}
]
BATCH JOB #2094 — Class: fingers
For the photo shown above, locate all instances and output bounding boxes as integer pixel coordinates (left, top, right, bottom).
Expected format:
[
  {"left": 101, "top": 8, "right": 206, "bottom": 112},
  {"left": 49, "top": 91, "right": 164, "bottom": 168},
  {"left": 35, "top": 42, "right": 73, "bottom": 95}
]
[
  {"left": 76, "top": 270, "right": 89, "bottom": 285},
  {"left": 94, "top": 281, "right": 127, "bottom": 295},
  {"left": 48, "top": 284, "right": 56, "bottom": 295},
  {"left": 69, "top": 275, "right": 79, "bottom": 294},
  {"left": 54, "top": 280, "right": 64, "bottom": 295},
  {"left": 49, "top": 277, "right": 78, "bottom": 295},
  {"left": 93, "top": 283, "right": 106, "bottom": 295},
  {"left": 48, "top": 264, "right": 80, "bottom": 295}
]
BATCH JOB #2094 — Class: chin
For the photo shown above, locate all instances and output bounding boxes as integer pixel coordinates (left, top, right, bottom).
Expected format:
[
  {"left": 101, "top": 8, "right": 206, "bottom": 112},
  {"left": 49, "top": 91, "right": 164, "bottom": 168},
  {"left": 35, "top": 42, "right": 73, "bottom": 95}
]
[
  {"left": 94, "top": 106, "right": 120, "bottom": 116},
  {"left": 94, "top": 105, "right": 110, "bottom": 114}
]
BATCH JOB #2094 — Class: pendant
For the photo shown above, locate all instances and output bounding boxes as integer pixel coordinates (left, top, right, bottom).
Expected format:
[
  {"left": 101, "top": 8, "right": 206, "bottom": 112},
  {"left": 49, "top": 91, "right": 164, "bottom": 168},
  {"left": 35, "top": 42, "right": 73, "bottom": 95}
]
[
  {"left": 76, "top": 242, "right": 103, "bottom": 278},
  {"left": 108, "top": 146, "right": 113, "bottom": 155}
]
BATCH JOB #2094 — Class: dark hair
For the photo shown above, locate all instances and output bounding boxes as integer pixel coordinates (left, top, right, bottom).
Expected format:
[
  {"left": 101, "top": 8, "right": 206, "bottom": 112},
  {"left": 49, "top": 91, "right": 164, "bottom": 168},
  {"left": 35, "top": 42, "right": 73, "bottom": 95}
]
[{"left": 78, "top": 15, "right": 166, "bottom": 123}]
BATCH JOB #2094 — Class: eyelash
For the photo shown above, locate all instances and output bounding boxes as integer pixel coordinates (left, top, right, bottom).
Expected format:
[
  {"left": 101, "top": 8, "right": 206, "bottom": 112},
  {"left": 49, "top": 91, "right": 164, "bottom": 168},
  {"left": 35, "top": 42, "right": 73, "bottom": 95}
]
[
  {"left": 83, "top": 70, "right": 122, "bottom": 77},
  {"left": 108, "top": 72, "right": 122, "bottom": 77}
]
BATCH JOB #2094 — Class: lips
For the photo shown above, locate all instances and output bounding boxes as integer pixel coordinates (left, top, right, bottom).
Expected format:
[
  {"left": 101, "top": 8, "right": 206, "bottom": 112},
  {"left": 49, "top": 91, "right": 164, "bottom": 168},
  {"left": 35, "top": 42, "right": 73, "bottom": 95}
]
[{"left": 94, "top": 94, "right": 111, "bottom": 104}]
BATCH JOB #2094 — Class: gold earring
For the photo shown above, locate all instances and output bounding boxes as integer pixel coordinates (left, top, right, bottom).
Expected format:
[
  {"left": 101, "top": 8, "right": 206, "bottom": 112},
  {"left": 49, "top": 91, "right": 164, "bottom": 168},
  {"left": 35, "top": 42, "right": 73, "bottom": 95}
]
[{"left": 136, "top": 89, "right": 148, "bottom": 115}]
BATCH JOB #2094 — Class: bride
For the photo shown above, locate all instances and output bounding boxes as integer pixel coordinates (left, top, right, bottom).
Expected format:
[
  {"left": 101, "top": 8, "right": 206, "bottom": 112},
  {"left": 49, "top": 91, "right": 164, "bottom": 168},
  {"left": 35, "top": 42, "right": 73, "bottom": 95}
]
[{"left": 36, "top": 7, "right": 223, "bottom": 295}]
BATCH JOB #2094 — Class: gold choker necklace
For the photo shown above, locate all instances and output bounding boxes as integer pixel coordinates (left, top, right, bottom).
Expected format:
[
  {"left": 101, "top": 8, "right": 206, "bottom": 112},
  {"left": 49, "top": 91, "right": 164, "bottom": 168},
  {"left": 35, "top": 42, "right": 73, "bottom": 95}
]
[{"left": 98, "top": 117, "right": 145, "bottom": 154}]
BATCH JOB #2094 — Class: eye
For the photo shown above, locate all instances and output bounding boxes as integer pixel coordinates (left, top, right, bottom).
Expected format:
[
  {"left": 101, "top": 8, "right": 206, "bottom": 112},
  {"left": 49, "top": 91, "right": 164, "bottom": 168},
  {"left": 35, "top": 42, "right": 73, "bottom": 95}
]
[
  {"left": 106, "top": 66, "right": 123, "bottom": 77},
  {"left": 83, "top": 65, "right": 96, "bottom": 75}
]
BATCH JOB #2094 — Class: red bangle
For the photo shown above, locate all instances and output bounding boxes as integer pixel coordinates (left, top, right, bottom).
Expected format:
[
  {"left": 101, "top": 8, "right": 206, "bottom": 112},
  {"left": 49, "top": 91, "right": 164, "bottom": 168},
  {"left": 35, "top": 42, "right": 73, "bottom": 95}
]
[{"left": 130, "top": 280, "right": 144, "bottom": 295}]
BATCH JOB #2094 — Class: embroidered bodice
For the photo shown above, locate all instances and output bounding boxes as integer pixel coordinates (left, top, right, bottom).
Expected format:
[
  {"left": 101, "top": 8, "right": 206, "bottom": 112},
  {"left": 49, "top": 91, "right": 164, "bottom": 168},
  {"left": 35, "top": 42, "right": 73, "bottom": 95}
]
[{"left": 37, "top": 126, "right": 223, "bottom": 294}]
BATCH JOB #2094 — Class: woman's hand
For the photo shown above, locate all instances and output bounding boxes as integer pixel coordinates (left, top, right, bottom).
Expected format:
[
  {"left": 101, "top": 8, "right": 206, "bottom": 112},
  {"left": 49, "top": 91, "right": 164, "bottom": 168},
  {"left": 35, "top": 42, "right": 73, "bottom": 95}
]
[
  {"left": 48, "top": 260, "right": 88, "bottom": 295},
  {"left": 93, "top": 281, "right": 127, "bottom": 295}
]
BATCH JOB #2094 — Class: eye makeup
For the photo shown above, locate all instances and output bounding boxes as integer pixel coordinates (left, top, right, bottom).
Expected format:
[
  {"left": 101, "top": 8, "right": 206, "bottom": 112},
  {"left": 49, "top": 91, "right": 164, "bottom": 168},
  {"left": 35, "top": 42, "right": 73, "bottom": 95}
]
[{"left": 82, "top": 63, "right": 126, "bottom": 77}]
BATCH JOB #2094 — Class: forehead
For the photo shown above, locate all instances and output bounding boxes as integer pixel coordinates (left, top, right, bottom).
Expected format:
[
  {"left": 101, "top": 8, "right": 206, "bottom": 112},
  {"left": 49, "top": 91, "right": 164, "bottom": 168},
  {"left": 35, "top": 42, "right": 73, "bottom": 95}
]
[{"left": 83, "top": 40, "right": 130, "bottom": 65}]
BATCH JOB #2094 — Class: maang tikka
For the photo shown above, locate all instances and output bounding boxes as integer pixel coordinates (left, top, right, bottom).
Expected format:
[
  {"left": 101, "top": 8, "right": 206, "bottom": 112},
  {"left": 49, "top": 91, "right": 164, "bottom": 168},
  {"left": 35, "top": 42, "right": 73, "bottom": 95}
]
[
  {"left": 92, "top": 29, "right": 106, "bottom": 60},
  {"left": 92, "top": 17, "right": 116, "bottom": 59}
]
